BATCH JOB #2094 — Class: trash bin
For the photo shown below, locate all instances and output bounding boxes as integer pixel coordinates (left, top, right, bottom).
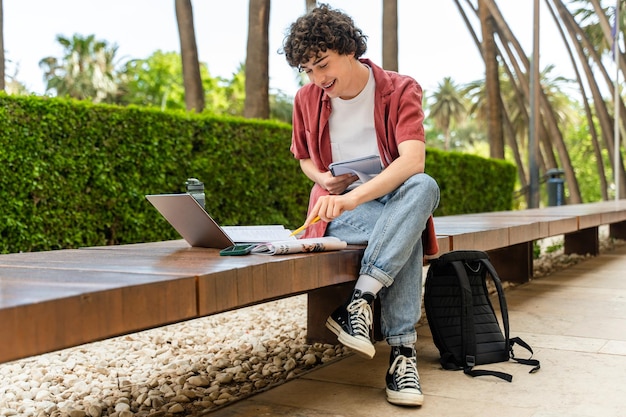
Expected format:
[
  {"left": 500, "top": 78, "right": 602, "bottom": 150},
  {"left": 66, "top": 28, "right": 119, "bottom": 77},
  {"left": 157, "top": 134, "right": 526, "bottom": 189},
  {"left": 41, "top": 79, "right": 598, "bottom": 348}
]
[{"left": 546, "top": 168, "right": 565, "bottom": 206}]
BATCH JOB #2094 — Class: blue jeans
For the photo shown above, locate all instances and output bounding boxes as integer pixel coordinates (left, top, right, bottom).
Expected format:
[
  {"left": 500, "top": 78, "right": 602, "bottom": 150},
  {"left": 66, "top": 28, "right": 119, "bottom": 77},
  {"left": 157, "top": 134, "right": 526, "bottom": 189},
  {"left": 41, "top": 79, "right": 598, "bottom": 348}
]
[{"left": 325, "top": 173, "right": 440, "bottom": 346}]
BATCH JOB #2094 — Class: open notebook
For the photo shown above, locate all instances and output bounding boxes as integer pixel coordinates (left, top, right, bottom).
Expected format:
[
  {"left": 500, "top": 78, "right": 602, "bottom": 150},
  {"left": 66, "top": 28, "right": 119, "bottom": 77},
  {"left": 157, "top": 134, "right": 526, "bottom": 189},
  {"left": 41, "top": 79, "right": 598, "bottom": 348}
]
[{"left": 146, "top": 193, "right": 295, "bottom": 249}]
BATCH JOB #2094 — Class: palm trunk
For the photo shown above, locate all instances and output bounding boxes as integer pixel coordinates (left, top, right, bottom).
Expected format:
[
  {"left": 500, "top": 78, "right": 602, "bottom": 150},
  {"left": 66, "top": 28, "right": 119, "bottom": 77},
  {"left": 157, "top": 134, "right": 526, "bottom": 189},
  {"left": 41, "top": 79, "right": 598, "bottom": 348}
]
[
  {"left": 244, "top": 0, "right": 270, "bottom": 119},
  {"left": 456, "top": 0, "right": 554, "bottom": 201},
  {"left": 588, "top": 0, "right": 626, "bottom": 75},
  {"left": 478, "top": 0, "right": 504, "bottom": 159},
  {"left": 382, "top": 0, "right": 398, "bottom": 72},
  {"left": 502, "top": 96, "right": 528, "bottom": 193},
  {"left": 545, "top": 0, "right": 609, "bottom": 200},
  {"left": 551, "top": 0, "right": 626, "bottom": 198},
  {"left": 483, "top": 0, "right": 582, "bottom": 203},
  {"left": 574, "top": 1, "right": 626, "bottom": 147},
  {"left": 175, "top": 0, "right": 205, "bottom": 112}
]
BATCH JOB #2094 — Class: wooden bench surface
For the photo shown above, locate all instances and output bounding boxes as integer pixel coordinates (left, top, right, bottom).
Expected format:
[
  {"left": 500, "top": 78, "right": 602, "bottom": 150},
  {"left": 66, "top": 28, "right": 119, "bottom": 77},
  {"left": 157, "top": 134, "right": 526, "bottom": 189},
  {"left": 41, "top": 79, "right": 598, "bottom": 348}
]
[
  {"left": 433, "top": 200, "right": 626, "bottom": 251},
  {"left": 2, "top": 200, "right": 626, "bottom": 364},
  {"left": 0, "top": 241, "right": 366, "bottom": 364}
]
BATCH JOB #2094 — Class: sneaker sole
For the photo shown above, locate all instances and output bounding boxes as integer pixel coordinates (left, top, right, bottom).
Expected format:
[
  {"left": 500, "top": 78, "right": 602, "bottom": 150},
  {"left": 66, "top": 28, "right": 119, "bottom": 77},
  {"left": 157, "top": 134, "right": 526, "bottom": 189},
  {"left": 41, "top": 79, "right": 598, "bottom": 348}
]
[
  {"left": 385, "top": 388, "right": 424, "bottom": 407},
  {"left": 325, "top": 317, "right": 376, "bottom": 359}
]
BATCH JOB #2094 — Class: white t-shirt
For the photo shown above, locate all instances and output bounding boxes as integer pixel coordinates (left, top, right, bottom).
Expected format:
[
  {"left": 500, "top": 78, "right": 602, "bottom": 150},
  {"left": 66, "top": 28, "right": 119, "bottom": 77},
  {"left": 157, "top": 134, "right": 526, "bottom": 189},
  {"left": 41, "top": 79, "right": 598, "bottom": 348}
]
[{"left": 329, "top": 66, "right": 379, "bottom": 163}]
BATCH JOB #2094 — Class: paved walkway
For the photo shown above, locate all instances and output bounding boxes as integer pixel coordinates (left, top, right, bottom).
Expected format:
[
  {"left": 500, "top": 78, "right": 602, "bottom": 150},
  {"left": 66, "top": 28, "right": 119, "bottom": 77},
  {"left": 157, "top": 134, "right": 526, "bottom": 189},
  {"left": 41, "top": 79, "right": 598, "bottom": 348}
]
[{"left": 208, "top": 245, "right": 626, "bottom": 417}]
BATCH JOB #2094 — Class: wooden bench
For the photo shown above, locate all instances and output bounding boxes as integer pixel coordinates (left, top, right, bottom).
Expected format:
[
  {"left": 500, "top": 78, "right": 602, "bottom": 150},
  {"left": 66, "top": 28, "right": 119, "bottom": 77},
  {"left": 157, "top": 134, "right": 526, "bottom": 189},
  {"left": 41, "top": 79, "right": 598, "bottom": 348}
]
[
  {"left": 0, "top": 241, "right": 369, "bottom": 364},
  {"left": 2, "top": 200, "right": 626, "bottom": 365},
  {"left": 433, "top": 200, "right": 626, "bottom": 283}
]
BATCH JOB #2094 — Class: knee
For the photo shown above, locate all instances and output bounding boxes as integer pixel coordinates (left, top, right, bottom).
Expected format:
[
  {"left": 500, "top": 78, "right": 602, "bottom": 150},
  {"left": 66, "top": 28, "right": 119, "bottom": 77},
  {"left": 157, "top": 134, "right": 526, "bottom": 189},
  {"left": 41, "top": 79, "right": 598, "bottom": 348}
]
[
  {"left": 406, "top": 174, "right": 440, "bottom": 209},
  {"left": 408, "top": 173, "right": 439, "bottom": 195}
]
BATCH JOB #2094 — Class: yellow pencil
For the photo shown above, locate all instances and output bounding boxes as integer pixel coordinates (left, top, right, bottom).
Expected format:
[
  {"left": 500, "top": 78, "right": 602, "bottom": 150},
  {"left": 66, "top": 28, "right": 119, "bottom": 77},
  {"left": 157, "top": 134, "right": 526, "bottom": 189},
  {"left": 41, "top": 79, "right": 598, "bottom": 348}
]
[{"left": 289, "top": 215, "right": 321, "bottom": 237}]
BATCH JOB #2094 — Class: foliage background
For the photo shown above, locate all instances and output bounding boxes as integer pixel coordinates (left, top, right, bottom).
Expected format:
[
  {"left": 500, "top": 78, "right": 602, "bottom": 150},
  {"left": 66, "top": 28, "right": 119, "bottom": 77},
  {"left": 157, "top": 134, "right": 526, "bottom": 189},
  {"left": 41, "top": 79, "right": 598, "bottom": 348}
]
[{"left": 0, "top": 94, "right": 516, "bottom": 253}]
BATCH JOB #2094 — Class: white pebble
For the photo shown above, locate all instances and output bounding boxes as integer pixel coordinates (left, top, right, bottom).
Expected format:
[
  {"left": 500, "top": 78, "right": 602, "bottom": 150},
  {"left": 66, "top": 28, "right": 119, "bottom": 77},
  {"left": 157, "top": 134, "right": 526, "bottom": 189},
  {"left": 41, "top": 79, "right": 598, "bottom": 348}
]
[{"left": 0, "top": 295, "right": 348, "bottom": 416}]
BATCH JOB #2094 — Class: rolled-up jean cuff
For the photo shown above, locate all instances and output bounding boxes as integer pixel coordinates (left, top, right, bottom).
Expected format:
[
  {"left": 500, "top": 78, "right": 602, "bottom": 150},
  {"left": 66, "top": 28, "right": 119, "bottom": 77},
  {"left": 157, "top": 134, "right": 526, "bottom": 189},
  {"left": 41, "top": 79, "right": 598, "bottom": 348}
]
[
  {"left": 360, "top": 264, "right": 394, "bottom": 287},
  {"left": 387, "top": 332, "right": 417, "bottom": 347}
]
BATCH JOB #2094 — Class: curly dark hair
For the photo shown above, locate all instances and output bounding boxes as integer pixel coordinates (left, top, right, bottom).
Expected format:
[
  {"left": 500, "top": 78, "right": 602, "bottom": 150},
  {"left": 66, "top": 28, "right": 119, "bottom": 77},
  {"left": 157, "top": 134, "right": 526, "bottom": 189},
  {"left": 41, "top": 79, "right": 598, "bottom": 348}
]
[{"left": 281, "top": 4, "right": 368, "bottom": 69}]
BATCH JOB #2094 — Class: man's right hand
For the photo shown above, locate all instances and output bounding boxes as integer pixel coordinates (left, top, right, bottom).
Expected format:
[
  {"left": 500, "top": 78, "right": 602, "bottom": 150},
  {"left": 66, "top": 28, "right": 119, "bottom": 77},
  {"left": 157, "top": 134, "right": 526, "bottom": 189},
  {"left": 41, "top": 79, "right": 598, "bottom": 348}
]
[{"left": 320, "top": 172, "right": 358, "bottom": 195}]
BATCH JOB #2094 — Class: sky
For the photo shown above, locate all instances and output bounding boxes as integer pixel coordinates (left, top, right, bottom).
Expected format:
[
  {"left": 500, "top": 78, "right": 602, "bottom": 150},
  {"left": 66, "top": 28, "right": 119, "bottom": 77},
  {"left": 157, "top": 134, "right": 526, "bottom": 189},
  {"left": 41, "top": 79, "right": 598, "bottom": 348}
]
[{"left": 3, "top": 0, "right": 577, "bottom": 99}]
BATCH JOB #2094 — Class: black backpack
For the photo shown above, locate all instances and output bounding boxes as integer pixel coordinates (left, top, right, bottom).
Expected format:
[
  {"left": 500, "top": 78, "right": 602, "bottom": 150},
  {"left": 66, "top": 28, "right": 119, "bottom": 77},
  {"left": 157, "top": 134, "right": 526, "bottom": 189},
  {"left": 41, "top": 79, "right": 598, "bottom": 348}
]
[{"left": 424, "top": 250, "right": 540, "bottom": 382}]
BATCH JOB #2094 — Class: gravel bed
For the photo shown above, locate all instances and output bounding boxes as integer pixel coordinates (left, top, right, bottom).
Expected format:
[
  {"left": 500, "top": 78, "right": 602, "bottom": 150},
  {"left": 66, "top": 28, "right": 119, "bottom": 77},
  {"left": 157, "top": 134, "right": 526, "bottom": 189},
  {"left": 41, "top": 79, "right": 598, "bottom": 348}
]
[
  {"left": 1, "top": 232, "right": 624, "bottom": 417},
  {"left": 0, "top": 297, "right": 349, "bottom": 417}
]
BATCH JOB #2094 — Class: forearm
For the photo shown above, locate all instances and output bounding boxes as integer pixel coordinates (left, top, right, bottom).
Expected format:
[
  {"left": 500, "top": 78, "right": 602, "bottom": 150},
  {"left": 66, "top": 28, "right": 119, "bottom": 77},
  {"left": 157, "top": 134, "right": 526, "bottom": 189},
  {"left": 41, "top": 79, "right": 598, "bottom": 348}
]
[{"left": 299, "top": 158, "right": 327, "bottom": 184}]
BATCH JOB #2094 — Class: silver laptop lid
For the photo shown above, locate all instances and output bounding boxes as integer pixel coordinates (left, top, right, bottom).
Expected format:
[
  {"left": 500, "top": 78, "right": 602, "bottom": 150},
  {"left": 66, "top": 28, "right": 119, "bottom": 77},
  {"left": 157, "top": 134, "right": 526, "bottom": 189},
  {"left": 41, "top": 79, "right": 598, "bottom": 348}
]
[{"left": 146, "top": 193, "right": 235, "bottom": 249}]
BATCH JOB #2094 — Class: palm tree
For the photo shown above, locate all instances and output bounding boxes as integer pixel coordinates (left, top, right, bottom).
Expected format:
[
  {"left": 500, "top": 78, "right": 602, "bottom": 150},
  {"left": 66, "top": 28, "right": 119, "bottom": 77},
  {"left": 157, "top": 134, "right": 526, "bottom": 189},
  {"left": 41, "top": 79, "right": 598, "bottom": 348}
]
[
  {"left": 382, "top": 0, "right": 398, "bottom": 71},
  {"left": 545, "top": 0, "right": 609, "bottom": 200},
  {"left": 428, "top": 77, "right": 466, "bottom": 150},
  {"left": 39, "top": 34, "right": 118, "bottom": 103},
  {"left": 551, "top": 0, "right": 626, "bottom": 198},
  {"left": 244, "top": 0, "right": 270, "bottom": 119},
  {"left": 580, "top": 0, "right": 626, "bottom": 74},
  {"left": 478, "top": 0, "right": 504, "bottom": 159},
  {"left": 451, "top": 0, "right": 581, "bottom": 203},
  {"left": 175, "top": 0, "right": 204, "bottom": 112},
  {"left": 468, "top": 0, "right": 583, "bottom": 203}
]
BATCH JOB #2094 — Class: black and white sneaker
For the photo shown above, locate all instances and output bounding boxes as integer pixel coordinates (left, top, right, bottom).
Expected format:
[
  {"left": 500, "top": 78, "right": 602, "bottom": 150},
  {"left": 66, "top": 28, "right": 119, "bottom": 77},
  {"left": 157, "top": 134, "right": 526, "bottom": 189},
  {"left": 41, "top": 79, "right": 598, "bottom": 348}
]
[
  {"left": 386, "top": 346, "right": 424, "bottom": 406},
  {"left": 325, "top": 290, "right": 376, "bottom": 359}
]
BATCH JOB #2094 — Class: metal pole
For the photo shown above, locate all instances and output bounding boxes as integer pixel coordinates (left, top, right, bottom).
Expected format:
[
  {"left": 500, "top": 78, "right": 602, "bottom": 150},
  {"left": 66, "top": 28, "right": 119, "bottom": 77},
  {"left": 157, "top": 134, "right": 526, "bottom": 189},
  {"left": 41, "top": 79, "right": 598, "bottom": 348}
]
[
  {"left": 614, "top": 0, "right": 621, "bottom": 200},
  {"left": 529, "top": 0, "right": 541, "bottom": 208}
]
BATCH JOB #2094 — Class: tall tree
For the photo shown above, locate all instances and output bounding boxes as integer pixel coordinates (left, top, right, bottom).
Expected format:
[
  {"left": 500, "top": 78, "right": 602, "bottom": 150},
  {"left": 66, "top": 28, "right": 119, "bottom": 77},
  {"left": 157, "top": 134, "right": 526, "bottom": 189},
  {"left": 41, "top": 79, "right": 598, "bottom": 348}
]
[
  {"left": 478, "top": 0, "right": 504, "bottom": 159},
  {"left": 0, "top": 0, "right": 5, "bottom": 91},
  {"left": 480, "top": 0, "right": 582, "bottom": 203},
  {"left": 118, "top": 51, "right": 188, "bottom": 111},
  {"left": 175, "top": 0, "right": 205, "bottom": 112},
  {"left": 39, "top": 34, "right": 118, "bottom": 103},
  {"left": 545, "top": 0, "right": 609, "bottom": 200},
  {"left": 429, "top": 77, "right": 466, "bottom": 150},
  {"left": 551, "top": 0, "right": 626, "bottom": 198},
  {"left": 306, "top": 0, "right": 317, "bottom": 12},
  {"left": 453, "top": 0, "right": 581, "bottom": 203},
  {"left": 382, "top": 0, "right": 398, "bottom": 71},
  {"left": 244, "top": 0, "right": 270, "bottom": 119}
]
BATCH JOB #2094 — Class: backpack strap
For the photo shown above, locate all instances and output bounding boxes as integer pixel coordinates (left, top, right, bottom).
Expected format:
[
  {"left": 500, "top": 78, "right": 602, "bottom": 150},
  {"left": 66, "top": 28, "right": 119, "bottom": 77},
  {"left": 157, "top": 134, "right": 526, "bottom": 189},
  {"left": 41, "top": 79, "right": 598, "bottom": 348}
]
[
  {"left": 448, "top": 258, "right": 513, "bottom": 382},
  {"left": 449, "top": 260, "right": 476, "bottom": 371},
  {"left": 480, "top": 258, "right": 541, "bottom": 375},
  {"left": 509, "top": 337, "right": 541, "bottom": 373}
]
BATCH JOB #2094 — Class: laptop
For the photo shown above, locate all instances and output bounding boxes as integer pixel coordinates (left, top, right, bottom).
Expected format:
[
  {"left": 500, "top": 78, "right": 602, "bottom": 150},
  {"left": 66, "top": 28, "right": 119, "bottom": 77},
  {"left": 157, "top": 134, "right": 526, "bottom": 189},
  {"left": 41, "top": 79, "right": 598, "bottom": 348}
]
[{"left": 146, "top": 193, "right": 294, "bottom": 249}]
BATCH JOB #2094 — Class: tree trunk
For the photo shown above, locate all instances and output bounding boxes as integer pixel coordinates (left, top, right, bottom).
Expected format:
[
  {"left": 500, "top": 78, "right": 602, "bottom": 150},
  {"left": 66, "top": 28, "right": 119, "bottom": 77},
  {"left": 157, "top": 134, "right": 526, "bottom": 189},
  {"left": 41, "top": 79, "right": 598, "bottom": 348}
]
[
  {"left": 483, "top": 0, "right": 582, "bottom": 203},
  {"left": 502, "top": 98, "right": 528, "bottom": 193},
  {"left": 478, "top": 0, "right": 504, "bottom": 159},
  {"left": 305, "top": 0, "right": 316, "bottom": 12},
  {"left": 551, "top": 0, "right": 626, "bottom": 198},
  {"left": 545, "top": 0, "right": 609, "bottom": 200},
  {"left": 588, "top": 0, "right": 626, "bottom": 75},
  {"left": 244, "top": 0, "right": 270, "bottom": 119},
  {"left": 0, "top": 0, "right": 5, "bottom": 91},
  {"left": 456, "top": 0, "right": 553, "bottom": 202},
  {"left": 582, "top": 0, "right": 626, "bottom": 151},
  {"left": 175, "top": 0, "right": 204, "bottom": 112},
  {"left": 382, "top": 0, "right": 398, "bottom": 71}
]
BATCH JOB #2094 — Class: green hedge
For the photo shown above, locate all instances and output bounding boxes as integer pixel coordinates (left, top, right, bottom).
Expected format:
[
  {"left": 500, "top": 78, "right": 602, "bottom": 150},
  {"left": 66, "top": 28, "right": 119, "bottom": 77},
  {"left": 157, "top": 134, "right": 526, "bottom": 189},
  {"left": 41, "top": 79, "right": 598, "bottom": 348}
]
[
  {"left": 426, "top": 148, "right": 517, "bottom": 216},
  {"left": 0, "top": 94, "right": 516, "bottom": 253}
]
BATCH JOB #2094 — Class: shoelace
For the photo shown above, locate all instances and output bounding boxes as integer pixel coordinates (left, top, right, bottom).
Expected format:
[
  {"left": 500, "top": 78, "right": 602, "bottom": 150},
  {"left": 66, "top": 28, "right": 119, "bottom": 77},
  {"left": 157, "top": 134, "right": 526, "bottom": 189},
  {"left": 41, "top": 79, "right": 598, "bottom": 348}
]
[
  {"left": 389, "top": 354, "right": 421, "bottom": 390},
  {"left": 347, "top": 298, "right": 373, "bottom": 338}
]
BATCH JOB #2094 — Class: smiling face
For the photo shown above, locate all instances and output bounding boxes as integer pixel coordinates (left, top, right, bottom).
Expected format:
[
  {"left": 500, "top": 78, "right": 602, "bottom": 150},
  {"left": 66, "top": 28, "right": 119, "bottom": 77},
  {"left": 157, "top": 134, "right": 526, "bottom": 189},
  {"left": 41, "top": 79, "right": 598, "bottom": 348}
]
[{"left": 299, "top": 50, "right": 368, "bottom": 100}]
